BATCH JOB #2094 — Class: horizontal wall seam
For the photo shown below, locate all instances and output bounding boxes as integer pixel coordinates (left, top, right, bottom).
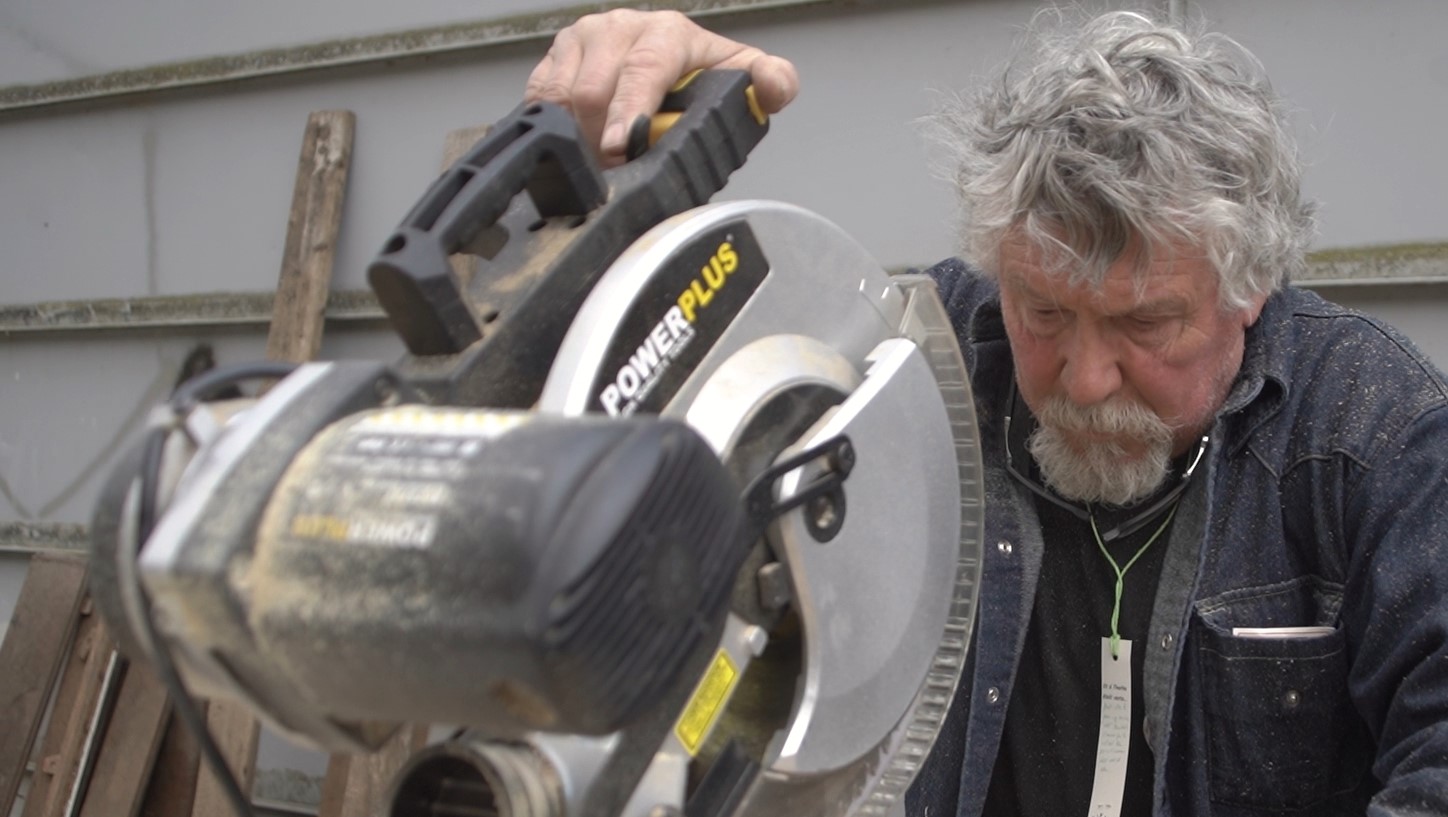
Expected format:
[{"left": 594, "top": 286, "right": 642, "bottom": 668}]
[
  {"left": 0, "top": 0, "right": 880, "bottom": 117},
  {"left": 0, "top": 291, "right": 387, "bottom": 334},
  {"left": 3, "top": 244, "right": 1444, "bottom": 335},
  {"left": 0, "top": 522, "right": 88, "bottom": 554}
]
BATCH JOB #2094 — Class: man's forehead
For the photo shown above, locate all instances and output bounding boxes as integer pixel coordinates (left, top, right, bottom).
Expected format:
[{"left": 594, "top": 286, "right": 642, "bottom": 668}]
[{"left": 997, "top": 235, "right": 1218, "bottom": 306}]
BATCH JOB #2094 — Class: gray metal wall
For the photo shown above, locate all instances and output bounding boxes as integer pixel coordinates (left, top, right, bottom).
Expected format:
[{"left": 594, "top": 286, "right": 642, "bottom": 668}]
[{"left": 3, "top": 0, "right": 1445, "bottom": 807}]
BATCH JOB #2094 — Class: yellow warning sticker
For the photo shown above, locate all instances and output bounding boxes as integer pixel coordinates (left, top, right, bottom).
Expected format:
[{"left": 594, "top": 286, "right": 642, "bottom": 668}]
[
  {"left": 355, "top": 407, "right": 529, "bottom": 437},
  {"left": 674, "top": 650, "right": 739, "bottom": 756}
]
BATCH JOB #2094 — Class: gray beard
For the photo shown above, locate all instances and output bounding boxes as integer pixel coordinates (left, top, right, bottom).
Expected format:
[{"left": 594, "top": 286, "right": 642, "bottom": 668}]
[{"left": 1027, "top": 396, "right": 1175, "bottom": 506}]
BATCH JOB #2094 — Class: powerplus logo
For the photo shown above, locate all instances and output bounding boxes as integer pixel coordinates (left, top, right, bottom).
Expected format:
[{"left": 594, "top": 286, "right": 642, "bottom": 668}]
[{"left": 599, "top": 240, "right": 741, "bottom": 416}]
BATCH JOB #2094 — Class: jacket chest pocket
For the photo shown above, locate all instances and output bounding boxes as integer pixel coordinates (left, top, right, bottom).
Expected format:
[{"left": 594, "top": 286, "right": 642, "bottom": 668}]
[{"left": 1190, "top": 577, "right": 1368, "bottom": 812}]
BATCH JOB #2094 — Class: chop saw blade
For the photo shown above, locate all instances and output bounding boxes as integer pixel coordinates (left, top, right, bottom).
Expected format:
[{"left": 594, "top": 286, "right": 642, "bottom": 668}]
[{"left": 539, "top": 201, "right": 985, "bottom": 817}]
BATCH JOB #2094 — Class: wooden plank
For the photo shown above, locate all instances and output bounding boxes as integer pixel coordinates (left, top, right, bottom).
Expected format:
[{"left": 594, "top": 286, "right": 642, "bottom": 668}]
[
  {"left": 188, "top": 701, "right": 259, "bottom": 817},
  {"left": 0, "top": 553, "right": 88, "bottom": 815},
  {"left": 440, "top": 123, "right": 490, "bottom": 168},
  {"left": 313, "top": 125, "right": 487, "bottom": 817},
  {"left": 265, "top": 109, "right": 356, "bottom": 364},
  {"left": 76, "top": 661, "right": 172, "bottom": 817},
  {"left": 186, "top": 110, "right": 356, "bottom": 817},
  {"left": 137, "top": 706, "right": 204, "bottom": 817},
  {"left": 21, "top": 604, "right": 114, "bottom": 817},
  {"left": 314, "top": 754, "right": 351, "bottom": 817},
  {"left": 317, "top": 726, "right": 429, "bottom": 817}
]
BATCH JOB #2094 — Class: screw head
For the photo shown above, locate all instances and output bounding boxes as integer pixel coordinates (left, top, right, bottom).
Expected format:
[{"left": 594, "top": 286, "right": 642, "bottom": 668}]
[{"left": 804, "top": 490, "right": 846, "bottom": 542}]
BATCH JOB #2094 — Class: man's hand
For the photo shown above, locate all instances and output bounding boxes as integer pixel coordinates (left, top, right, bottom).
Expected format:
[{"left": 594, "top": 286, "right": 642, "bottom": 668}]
[{"left": 526, "top": 9, "right": 799, "bottom": 165}]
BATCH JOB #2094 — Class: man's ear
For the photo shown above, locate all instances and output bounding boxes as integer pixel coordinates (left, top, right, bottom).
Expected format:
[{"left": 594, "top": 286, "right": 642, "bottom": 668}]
[{"left": 1240, "top": 292, "right": 1270, "bottom": 328}]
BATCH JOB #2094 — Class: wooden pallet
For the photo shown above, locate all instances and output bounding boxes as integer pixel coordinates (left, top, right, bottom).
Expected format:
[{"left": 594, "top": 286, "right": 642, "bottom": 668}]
[
  {"left": 0, "top": 111, "right": 509, "bottom": 817},
  {"left": 0, "top": 108, "right": 364, "bottom": 817}
]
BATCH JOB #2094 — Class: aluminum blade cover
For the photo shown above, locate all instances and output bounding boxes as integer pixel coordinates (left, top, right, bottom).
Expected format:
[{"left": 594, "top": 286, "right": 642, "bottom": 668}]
[{"left": 539, "top": 201, "right": 984, "bottom": 817}]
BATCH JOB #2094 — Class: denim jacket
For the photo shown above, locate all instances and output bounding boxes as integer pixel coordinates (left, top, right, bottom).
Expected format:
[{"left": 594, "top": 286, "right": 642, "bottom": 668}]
[{"left": 907, "top": 259, "right": 1448, "bottom": 817}]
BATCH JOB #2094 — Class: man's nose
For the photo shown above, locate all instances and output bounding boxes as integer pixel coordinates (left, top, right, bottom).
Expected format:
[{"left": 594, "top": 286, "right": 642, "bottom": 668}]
[{"left": 1060, "top": 323, "right": 1123, "bottom": 405}]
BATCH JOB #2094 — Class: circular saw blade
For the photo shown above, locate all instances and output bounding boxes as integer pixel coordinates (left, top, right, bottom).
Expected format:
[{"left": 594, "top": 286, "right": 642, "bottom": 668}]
[{"left": 539, "top": 201, "right": 984, "bottom": 817}]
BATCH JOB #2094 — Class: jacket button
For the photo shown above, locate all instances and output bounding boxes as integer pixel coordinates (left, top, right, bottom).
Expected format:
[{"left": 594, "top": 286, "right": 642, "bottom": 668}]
[
  {"left": 997, "top": 540, "right": 1013, "bottom": 556},
  {"left": 1160, "top": 633, "right": 1174, "bottom": 651},
  {"left": 986, "top": 687, "right": 1001, "bottom": 704},
  {"left": 1283, "top": 689, "right": 1302, "bottom": 709}
]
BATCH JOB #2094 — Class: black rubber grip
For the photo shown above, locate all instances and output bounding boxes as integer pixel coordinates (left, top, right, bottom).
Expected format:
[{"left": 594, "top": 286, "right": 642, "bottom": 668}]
[{"left": 365, "top": 70, "right": 770, "bottom": 408}]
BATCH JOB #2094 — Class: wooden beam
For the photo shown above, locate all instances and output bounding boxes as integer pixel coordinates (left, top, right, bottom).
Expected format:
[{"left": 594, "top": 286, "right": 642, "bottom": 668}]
[
  {"left": 318, "top": 726, "right": 429, "bottom": 817},
  {"left": 21, "top": 605, "right": 114, "bottom": 817},
  {"left": 314, "top": 123, "right": 487, "bottom": 817},
  {"left": 194, "top": 109, "right": 355, "bottom": 816},
  {"left": 137, "top": 705, "right": 205, "bottom": 817},
  {"left": 314, "top": 754, "right": 351, "bottom": 817},
  {"left": 265, "top": 109, "right": 356, "bottom": 364},
  {"left": 76, "top": 662, "right": 173, "bottom": 817},
  {"left": 0, "top": 553, "right": 88, "bottom": 815},
  {"left": 188, "top": 702, "right": 260, "bottom": 817}
]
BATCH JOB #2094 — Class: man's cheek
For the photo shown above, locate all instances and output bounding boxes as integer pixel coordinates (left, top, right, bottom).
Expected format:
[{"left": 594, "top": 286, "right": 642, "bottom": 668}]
[{"left": 1009, "top": 341, "right": 1059, "bottom": 401}]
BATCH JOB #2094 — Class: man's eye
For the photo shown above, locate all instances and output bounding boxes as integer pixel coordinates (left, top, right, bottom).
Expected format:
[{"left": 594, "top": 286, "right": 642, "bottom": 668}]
[{"left": 1123, "top": 316, "right": 1172, "bottom": 339}]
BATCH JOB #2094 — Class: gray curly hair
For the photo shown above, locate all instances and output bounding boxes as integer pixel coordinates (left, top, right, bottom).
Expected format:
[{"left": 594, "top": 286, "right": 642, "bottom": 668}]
[{"left": 932, "top": 10, "right": 1315, "bottom": 308}]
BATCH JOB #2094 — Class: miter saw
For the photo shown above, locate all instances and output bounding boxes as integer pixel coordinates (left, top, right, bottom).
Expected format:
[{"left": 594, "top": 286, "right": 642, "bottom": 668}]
[{"left": 88, "top": 71, "right": 984, "bottom": 817}]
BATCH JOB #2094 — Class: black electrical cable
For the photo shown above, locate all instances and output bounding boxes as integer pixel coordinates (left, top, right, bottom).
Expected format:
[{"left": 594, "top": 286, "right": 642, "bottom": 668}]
[
  {"left": 128, "top": 563, "right": 258, "bottom": 817},
  {"left": 171, "top": 360, "right": 298, "bottom": 408},
  {"left": 124, "top": 361, "right": 301, "bottom": 817}
]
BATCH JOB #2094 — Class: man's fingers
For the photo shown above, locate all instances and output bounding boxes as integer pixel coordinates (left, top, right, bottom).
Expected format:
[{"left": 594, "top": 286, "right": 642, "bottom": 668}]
[
  {"left": 743, "top": 54, "right": 800, "bottom": 113},
  {"left": 705, "top": 44, "right": 799, "bottom": 113},
  {"left": 523, "top": 53, "right": 553, "bottom": 102},
  {"left": 601, "top": 22, "right": 693, "bottom": 158},
  {"left": 526, "top": 34, "right": 584, "bottom": 111},
  {"left": 522, "top": 9, "right": 799, "bottom": 163}
]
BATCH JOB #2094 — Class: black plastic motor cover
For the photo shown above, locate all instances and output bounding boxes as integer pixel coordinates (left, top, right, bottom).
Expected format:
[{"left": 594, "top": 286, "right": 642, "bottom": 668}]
[{"left": 246, "top": 408, "right": 746, "bottom": 737}]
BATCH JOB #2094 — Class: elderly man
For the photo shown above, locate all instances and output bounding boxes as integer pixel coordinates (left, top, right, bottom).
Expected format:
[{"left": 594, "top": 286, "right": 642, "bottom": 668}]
[{"left": 526, "top": 9, "right": 1448, "bottom": 816}]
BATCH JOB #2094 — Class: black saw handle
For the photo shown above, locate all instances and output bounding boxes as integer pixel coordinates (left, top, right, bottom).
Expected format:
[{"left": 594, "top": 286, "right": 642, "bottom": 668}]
[
  {"left": 625, "top": 68, "right": 769, "bottom": 160},
  {"left": 367, "top": 70, "right": 769, "bottom": 407}
]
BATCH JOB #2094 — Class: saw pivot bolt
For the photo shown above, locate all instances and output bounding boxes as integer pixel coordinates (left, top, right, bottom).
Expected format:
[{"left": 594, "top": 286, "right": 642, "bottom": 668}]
[
  {"left": 740, "top": 435, "right": 854, "bottom": 546},
  {"left": 804, "top": 438, "right": 852, "bottom": 542},
  {"left": 806, "top": 491, "right": 845, "bottom": 542}
]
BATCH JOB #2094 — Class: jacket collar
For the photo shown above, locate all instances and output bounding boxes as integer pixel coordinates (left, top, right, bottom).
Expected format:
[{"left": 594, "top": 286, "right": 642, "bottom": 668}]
[{"left": 1218, "top": 286, "right": 1299, "bottom": 453}]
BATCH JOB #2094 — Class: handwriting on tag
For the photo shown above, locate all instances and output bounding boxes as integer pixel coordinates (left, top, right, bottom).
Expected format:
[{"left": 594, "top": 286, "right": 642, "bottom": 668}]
[{"left": 1088, "top": 637, "right": 1131, "bottom": 817}]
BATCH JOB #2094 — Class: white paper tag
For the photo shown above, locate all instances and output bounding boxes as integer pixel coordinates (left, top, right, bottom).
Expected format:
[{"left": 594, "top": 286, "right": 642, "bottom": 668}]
[{"left": 1088, "top": 637, "right": 1132, "bottom": 817}]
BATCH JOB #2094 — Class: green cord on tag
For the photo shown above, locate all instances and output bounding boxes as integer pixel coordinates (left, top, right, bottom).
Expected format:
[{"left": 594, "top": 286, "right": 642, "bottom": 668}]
[{"left": 1091, "top": 504, "right": 1178, "bottom": 660}]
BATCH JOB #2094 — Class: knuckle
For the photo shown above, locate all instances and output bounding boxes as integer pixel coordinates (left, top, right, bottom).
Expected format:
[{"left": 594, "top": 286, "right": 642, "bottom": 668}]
[
  {"left": 575, "top": 8, "right": 637, "bottom": 32},
  {"left": 570, "top": 10, "right": 606, "bottom": 30},
  {"left": 653, "top": 10, "right": 695, "bottom": 41},
  {"left": 656, "top": 9, "right": 690, "bottom": 28},
  {"left": 543, "top": 25, "right": 575, "bottom": 54},
  {"left": 621, "top": 47, "right": 670, "bottom": 76},
  {"left": 569, "top": 75, "right": 614, "bottom": 113},
  {"left": 536, "top": 79, "right": 575, "bottom": 105}
]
